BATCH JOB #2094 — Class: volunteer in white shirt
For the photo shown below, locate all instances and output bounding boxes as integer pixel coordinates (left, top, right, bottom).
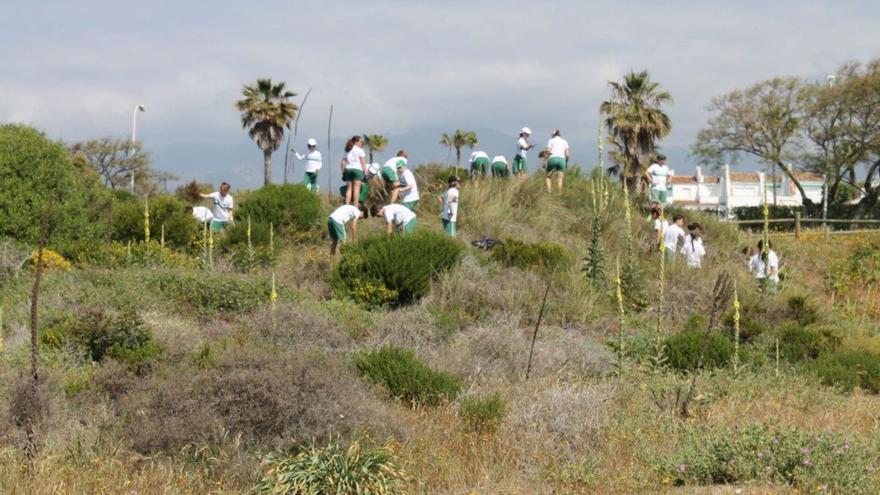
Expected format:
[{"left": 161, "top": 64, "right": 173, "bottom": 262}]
[
  {"left": 199, "top": 182, "right": 234, "bottom": 233},
  {"left": 397, "top": 161, "right": 420, "bottom": 210},
  {"left": 681, "top": 223, "right": 706, "bottom": 268},
  {"left": 491, "top": 155, "right": 510, "bottom": 178},
  {"left": 438, "top": 175, "right": 460, "bottom": 237},
  {"left": 294, "top": 138, "right": 322, "bottom": 192},
  {"left": 513, "top": 127, "right": 533, "bottom": 176},
  {"left": 544, "top": 129, "right": 571, "bottom": 193},
  {"left": 190, "top": 206, "right": 213, "bottom": 225},
  {"left": 370, "top": 203, "right": 417, "bottom": 235},
  {"left": 469, "top": 150, "right": 490, "bottom": 179},
  {"left": 327, "top": 204, "right": 367, "bottom": 255},
  {"left": 342, "top": 135, "right": 368, "bottom": 205},
  {"left": 645, "top": 155, "right": 673, "bottom": 205},
  {"left": 381, "top": 151, "right": 407, "bottom": 204},
  {"left": 662, "top": 214, "right": 686, "bottom": 264},
  {"left": 749, "top": 239, "right": 780, "bottom": 293}
]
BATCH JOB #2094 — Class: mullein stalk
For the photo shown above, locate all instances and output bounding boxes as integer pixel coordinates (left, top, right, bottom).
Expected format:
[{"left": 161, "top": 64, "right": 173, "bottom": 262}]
[
  {"left": 246, "top": 216, "right": 255, "bottom": 269},
  {"left": 651, "top": 219, "right": 667, "bottom": 373},
  {"left": 270, "top": 272, "right": 278, "bottom": 331},
  {"left": 775, "top": 337, "right": 780, "bottom": 379},
  {"left": 269, "top": 222, "right": 275, "bottom": 256},
  {"left": 160, "top": 224, "right": 165, "bottom": 248},
  {"left": 0, "top": 306, "right": 4, "bottom": 354},
  {"left": 208, "top": 225, "right": 214, "bottom": 270},
  {"left": 201, "top": 222, "right": 208, "bottom": 269},
  {"left": 762, "top": 187, "right": 770, "bottom": 279},
  {"left": 614, "top": 257, "right": 625, "bottom": 374},
  {"left": 144, "top": 197, "right": 150, "bottom": 243},
  {"left": 732, "top": 281, "right": 741, "bottom": 377}
]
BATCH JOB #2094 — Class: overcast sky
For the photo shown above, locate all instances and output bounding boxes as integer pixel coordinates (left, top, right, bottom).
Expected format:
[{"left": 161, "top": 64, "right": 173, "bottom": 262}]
[{"left": 3, "top": 0, "right": 880, "bottom": 179}]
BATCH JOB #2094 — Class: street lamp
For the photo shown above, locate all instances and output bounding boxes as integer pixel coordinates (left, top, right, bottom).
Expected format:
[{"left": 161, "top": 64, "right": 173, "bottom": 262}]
[{"left": 130, "top": 104, "right": 145, "bottom": 193}]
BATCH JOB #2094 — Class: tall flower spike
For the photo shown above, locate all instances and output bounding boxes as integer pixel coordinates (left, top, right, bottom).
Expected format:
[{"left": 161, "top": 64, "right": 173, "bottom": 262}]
[{"left": 144, "top": 197, "right": 150, "bottom": 243}]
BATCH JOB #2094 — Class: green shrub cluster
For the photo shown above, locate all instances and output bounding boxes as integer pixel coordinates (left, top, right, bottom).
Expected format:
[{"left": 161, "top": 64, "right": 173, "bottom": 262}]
[
  {"left": 354, "top": 345, "right": 461, "bottom": 406},
  {"left": 111, "top": 195, "right": 200, "bottom": 249},
  {"left": 236, "top": 184, "right": 321, "bottom": 232},
  {"left": 786, "top": 295, "right": 819, "bottom": 326},
  {"left": 829, "top": 242, "right": 880, "bottom": 294},
  {"left": 490, "top": 238, "right": 571, "bottom": 274},
  {"left": 254, "top": 440, "right": 408, "bottom": 495},
  {"left": 810, "top": 350, "right": 880, "bottom": 393},
  {"left": 777, "top": 324, "right": 840, "bottom": 363},
  {"left": 152, "top": 272, "right": 272, "bottom": 314},
  {"left": 41, "top": 310, "right": 161, "bottom": 373},
  {"left": 723, "top": 303, "right": 768, "bottom": 343},
  {"left": 663, "top": 330, "right": 733, "bottom": 372},
  {"left": 658, "top": 423, "right": 877, "bottom": 493},
  {"left": 458, "top": 392, "right": 506, "bottom": 432},
  {"left": 332, "top": 231, "right": 463, "bottom": 307},
  {"left": 62, "top": 240, "right": 198, "bottom": 269}
]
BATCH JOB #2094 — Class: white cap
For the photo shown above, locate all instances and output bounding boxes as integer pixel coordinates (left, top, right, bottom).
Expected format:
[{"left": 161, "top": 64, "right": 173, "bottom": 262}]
[
  {"left": 307, "top": 138, "right": 318, "bottom": 146},
  {"left": 520, "top": 127, "right": 532, "bottom": 135}
]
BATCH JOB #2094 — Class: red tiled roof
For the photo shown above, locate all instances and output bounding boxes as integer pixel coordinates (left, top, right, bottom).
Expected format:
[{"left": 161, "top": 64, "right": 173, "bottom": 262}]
[
  {"left": 728, "top": 172, "right": 760, "bottom": 183},
  {"left": 793, "top": 172, "right": 824, "bottom": 182},
  {"left": 670, "top": 175, "right": 721, "bottom": 185}
]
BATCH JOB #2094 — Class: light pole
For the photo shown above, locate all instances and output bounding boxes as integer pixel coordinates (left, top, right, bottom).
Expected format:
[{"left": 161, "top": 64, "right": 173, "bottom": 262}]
[
  {"left": 131, "top": 104, "right": 145, "bottom": 193},
  {"left": 822, "top": 76, "right": 835, "bottom": 229}
]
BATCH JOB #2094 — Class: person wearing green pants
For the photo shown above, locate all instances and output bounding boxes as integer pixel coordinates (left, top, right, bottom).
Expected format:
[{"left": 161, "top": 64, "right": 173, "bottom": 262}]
[
  {"left": 381, "top": 151, "right": 407, "bottom": 203},
  {"left": 468, "top": 150, "right": 490, "bottom": 180},
  {"left": 199, "top": 182, "right": 234, "bottom": 233},
  {"left": 513, "top": 127, "right": 533, "bottom": 176},
  {"left": 342, "top": 135, "right": 368, "bottom": 205},
  {"left": 397, "top": 160, "right": 420, "bottom": 210},
  {"left": 544, "top": 129, "right": 570, "bottom": 193},
  {"left": 371, "top": 203, "right": 417, "bottom": 235},
  {"left": 327, "top": 204, "right": 367, "bottom": 255},
  {"left": 438, "top": 175, "right": 460, "bottom": 237},
  {"left": 491, "top": 155, "right": 510, "bottom": 178},
  {"left": 293, "top": 138, "right": 322, "bottom": 192}
]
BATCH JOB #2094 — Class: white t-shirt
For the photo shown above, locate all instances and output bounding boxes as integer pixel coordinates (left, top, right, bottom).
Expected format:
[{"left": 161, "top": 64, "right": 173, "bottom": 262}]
[
  {"left": 208, "top": 192, "right": 234, "bottom": 222},
  {"left": 652, "top": 218, "right": 663, "bottom": 231},
  {"left": 491, "top": 155, "right": 508, "bottom": 164},
  {"left": 547, "top": 136, "right": 570, "bottom": 158},
  {"left": 749, "top": 251, "right": 780, "bottom": 282},
  {"left": 345, "top": 145, "right": 366, "bottom": 170},
  {"left": 192, "top": 206, "right": 213, "bottom": 223},
  {"left": 681, "top": 235, "right": 706, "bottom": 268},
  {"left": 329, "top": 204, "right": 362, "bottom": 224},
  {"left": 469, "top": 151, "right": 489, "bottom": 163},
  {"left": 646, "top": 163, "right": 672, "bottom": 190},
  {"left": 441, "top": 187, "right": 459, "bottom": 222},
  {"left": 663, "top": 223, "right": 685, "bottom": 252},
  {"left": 517, "top": 137, "right": 529, "bottom": 158},
  {"left": 383, "top": 204, "right": 416, "bottom": 226},
  {"left": 296, "top": 149, "right": 323, "bottom": 173},
  {"left": 399, "top": 169, "right": 419, "bottom": 202},
  {"left": 383, "top": 156, "right": 406, "bottom": 171}
]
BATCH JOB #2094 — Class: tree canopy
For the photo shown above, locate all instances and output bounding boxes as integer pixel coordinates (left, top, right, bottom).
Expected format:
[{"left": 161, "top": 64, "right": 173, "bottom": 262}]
[{"left": 235, "top": 78, "right": 298, "bottom": 186}]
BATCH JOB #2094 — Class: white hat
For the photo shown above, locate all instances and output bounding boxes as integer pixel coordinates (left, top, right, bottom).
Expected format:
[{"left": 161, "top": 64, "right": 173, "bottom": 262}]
[
  {"left": 307, "top": 138, "right": 318, "bottom": 146},
  {"left": 520, "top": 127, "right": 532, "bottom": 135}
]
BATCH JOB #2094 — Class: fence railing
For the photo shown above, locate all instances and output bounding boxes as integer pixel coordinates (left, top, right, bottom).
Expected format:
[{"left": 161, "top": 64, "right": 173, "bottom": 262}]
[{"left": 729, "top": 213, "right": 880, "bottom": 239}]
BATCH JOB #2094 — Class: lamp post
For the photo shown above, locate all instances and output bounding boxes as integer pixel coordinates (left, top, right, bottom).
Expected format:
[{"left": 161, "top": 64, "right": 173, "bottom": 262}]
[{"left": 130, "top": 104, "right": 145, "bottom": 193}]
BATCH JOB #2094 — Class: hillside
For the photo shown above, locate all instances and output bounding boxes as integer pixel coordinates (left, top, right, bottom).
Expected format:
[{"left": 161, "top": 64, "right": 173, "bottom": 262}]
[{"left": 2, "top": 165, "right": 880, "bottom": 494}]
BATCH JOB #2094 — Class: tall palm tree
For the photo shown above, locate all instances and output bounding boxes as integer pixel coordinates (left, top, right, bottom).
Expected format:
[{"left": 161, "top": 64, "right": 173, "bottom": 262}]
[
  {"left": 363, "top": 134, "right": 389, "bottom": 163},
  {"left": 600, "top": 70, "right": 672, "bottom": 191},
  {"left": 439, "top": 129, "right": 479, "bottom": 165},
  {"left": 235, "top": 78, "right": 298, "bottom": 186}
]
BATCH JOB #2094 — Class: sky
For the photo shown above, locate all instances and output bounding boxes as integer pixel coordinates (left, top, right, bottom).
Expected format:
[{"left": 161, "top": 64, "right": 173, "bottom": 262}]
[{"left": 2, "top": 0, "right": 880, "bottom": 188}]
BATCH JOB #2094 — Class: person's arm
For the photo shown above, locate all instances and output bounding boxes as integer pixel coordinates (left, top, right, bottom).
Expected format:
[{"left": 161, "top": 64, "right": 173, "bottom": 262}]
[
  {"left": 565, "top": 146, "right": 571, "bottom": 163},
  {"left": 385, "top": 221, "right": 393, "bottom": 235},
  {"left": 294, "top": 151, "right": 305, "bottom": 160},
  {"left": 360, "top": 156, "right": 367, "bottom": 174},
  {"left": 351, "top": 217, "right": 358, "bottom": 241},
  {"left": 340, "top": 158, "right": 346, "bottom": 173},
  {"left": 199, "top": 192, "right": 213, "bottom": 199}
]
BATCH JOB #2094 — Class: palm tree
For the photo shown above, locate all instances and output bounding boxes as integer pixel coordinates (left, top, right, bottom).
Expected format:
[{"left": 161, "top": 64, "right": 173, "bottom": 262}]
[
  {"left": 363, "top": 134, "right": 389, "bottom": 163},
  {"left": 600, "top": 70, "right": 672, "bottom": 191},
  {"left": 439, "top": 129, "right": 479, "bottom": 165},
  {"left": 235, "top": 78, "right": 298, "bottom": 186}
]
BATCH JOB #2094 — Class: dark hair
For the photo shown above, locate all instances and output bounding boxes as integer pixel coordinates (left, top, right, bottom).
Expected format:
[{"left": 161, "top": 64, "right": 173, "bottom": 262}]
[
  {"left": 369, "top": 204, "right": 382, "bottom": 217},
  {"left": 344, "top": 135, "right": 361, "bottom": 152},
  {"left": 220, "top": 182, "right": 231, "bottom": 192},
  {"left": 538, "top": 150, "right": 548, "bottom": 159},
  {"left": 448, "top": 175, "right": 460, "bottom": 185},
  {"left": 184, "top": 206, "right": 194, "bottom": 213},
  {"left": 396, "top": 150, "right": 406, "bottom": 157},
  {"left": 358, "top": 205, "right": 370, "bottom": 218},
  {"left": 657, "top": 154, "right": 667, "bottom": 161},
  {"left": 687, "top": 222, "right": 702, "bottom": 231},
  {"left": 757, "top": 239, "right": 773, "bottom": 250},
  {"left": 650, "top": 208, "right": 660, "bottom": 218},
  {"left": 552, "top": 129, "right": 561, "bottom": 137},
  {"left": 673, "top": 214, "right": 684, "bottom": 222}
]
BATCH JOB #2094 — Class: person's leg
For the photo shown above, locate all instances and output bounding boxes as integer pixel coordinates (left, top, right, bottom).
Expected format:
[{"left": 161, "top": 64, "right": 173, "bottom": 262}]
[
  {"left": 352, "top": 180, "right": 362, "bottom": 206},
  {"left": 557, "top": 171, "right": 564, "bottom": 193},
  {"left": 545, "top": 172, "right": 553, "bottom": 193},
  {"left": 344, "top": 181, "right": 353, "bottom": 205},
  {"left": 664, "top": 247, "right": 675, "bottom": 265}
]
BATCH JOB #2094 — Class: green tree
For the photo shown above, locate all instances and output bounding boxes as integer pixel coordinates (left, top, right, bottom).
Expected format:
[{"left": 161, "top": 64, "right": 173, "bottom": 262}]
[
  {"left": 364, "top": 134, "right": 389, "bottom": 163},
  {"left": 68, "top": 137, "right": 165, "bottom": 195},
  {"left": 439, "top": 129, "right": 478, "bottom": 166},
  {"left": 235, "top": 78, "right": 298, "bottom": 186},
  {"left": 600, "top": 70, "right": 672, "bottom": 190}
]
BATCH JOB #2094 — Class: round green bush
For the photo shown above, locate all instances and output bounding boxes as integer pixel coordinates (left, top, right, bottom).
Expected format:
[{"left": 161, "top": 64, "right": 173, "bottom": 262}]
[
  {"left": 777, "top": 324, "right": 840, "bottom": 363},
  {"left": 664, "top": 330, "right": 734, "bottom": 372},
  {"left": 332, "top": 231, "right": 463, "bottom": 307},
  {"left": 810, "top": 350, "right": 880, "bottom": 393},
  {"left": 236, "top": 184, "right": 321, "bottom": 232},
  {"left": 111, "top": 194, "right": 200, "bottom": 249},
  {"left": 490, "top": 238, "right": 571, "bottom": 274},
  {"left": 354, "top": 345, "right": 461, "bottom": 406}
]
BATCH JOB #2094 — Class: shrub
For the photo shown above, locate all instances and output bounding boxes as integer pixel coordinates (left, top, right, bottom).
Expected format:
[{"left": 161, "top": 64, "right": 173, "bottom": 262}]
[
  {"left": 723, "top": 303, "right": 768, "bottom": 343},
  {"left": 786, "top": 295, "right": 818, "bottom": 326},
  {"left": 490, "top": 238, "right": 571, "bottom": 274},
  {"left": 458, "top": 392, "right": 506, "bottom": 432},
  {"left": 332, "top": 231, "right": 463, "bottom": 307},
  {"left": 663, "top": 330, "right": 733, "bottom": 372},
  {"left": 236, "top": 184, "right": 321, "bottom": 232},
  {"left": 829, "top": 242, "right": 880, "bottom": 294},
  {"left": 29, "top": 248, "right": 72, "bottom": 272},
  {"left": 777, "top": 324, "right": 840, "bottom": 362},
  {"left": 810, "top": 350, "right": 880, "bottom": 393},
  {"left": 254, "top": 440, "right": 408, "bottom": 495},
  {"left": 658, "top": 423, "right": 878, "bottom": 493},
  {"left": 354, "top": 345, "right": 461, "bottom": 406},
  {"left": 111, "top": 194, "right": 200, "bottom": 249},
  {"left": 64, "top": 240, "right": 197, "bottom": 269},
  {"left": 151, "top": 272, "right": 271, "bottom": 314}
]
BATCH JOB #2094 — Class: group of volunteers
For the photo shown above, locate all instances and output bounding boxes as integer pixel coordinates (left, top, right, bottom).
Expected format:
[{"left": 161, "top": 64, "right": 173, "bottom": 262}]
[{"left": 468, "top": 127, "right": 571, "bottom": 193}]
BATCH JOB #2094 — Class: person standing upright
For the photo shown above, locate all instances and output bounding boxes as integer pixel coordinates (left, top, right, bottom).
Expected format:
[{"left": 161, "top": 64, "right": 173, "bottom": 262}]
[
  {"left": 397, "top": 160, "right": 420, "bottom": 210},
  {"left": 644, "top": 155, "right": 673, "bottom": 207},
  {"left": 199, "top": 182, "right": 234, "bottom": 233},
  {"left": 513, "top": 127, "right": 533, "bottom": 177},
  {"left": 438, "top": 175, "right": 460, "bottom": 237},
  {"left": 293, "top": 138, "right": 322, "bottom": 192},
  {"left": 544, "top": 129, "right": 570, "bottom": 193},
  {"left": 342, "top": 135, "right": 368, "bottom": 205}
]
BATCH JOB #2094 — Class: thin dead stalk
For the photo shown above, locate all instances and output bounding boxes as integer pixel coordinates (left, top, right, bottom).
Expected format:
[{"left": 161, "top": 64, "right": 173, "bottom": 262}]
[
  {"left": 30, "top": 199, "right": 53, "bottom": 383},
  {"left": 525, "top": 278, "right": 552, "bottom": 381}
]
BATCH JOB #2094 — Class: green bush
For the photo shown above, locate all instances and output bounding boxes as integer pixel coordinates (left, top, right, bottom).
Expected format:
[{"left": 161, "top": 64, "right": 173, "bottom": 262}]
[
  {"left": 354, "top": 345, "right": 461, "bottom": 406},
  {"left": 219, "top": 221, "right": 278, "bottom": 270},
  {"left": 62, "top": 240, "right": 198, "bottom": 269},
  {"left": 111, "top": 194, "right": 200, "bottom": 249},
  {"left": 0, "top": 124, "right": 110, "bottom": 244},
  {"left": 254, "top": 440, "right": 408, "bottom": 495},
  {"left": 723, "top": 303, "right": 768, "bottom": 343},
  {"left": 490, "top": 238, "right": 572, "bottom": 274},
  {"left": 332, "top": 231, "right": 463, "bottom": 307},
  {"left": 829, "top": 242, "right": 880, "bottom": 294},
  {"left": 810, "top": 350, "right": 880, "bottom": 393},
  {"left": 151, "top": 272, "right": 272, "bottom": 314},
  {"left": 786, "top": 295, "right": 818, "bottom": 326},
  {"left": 777, "top": 324, "right": 840, "bottom": 362},
  {"left": 41, "top": 310, "right": 162, "bottom": 373},
  {"left": 664, "top": 330, "right": 733, "bottom": 372},
  {"left": 458, "top": 393, "right": 506, "bottom": 432},
  {"left": 236, "top": 184, "right": 321, "bottom": 232},
  {"left": 658, "top": 423, "right": 877, "bottom": 493}
]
